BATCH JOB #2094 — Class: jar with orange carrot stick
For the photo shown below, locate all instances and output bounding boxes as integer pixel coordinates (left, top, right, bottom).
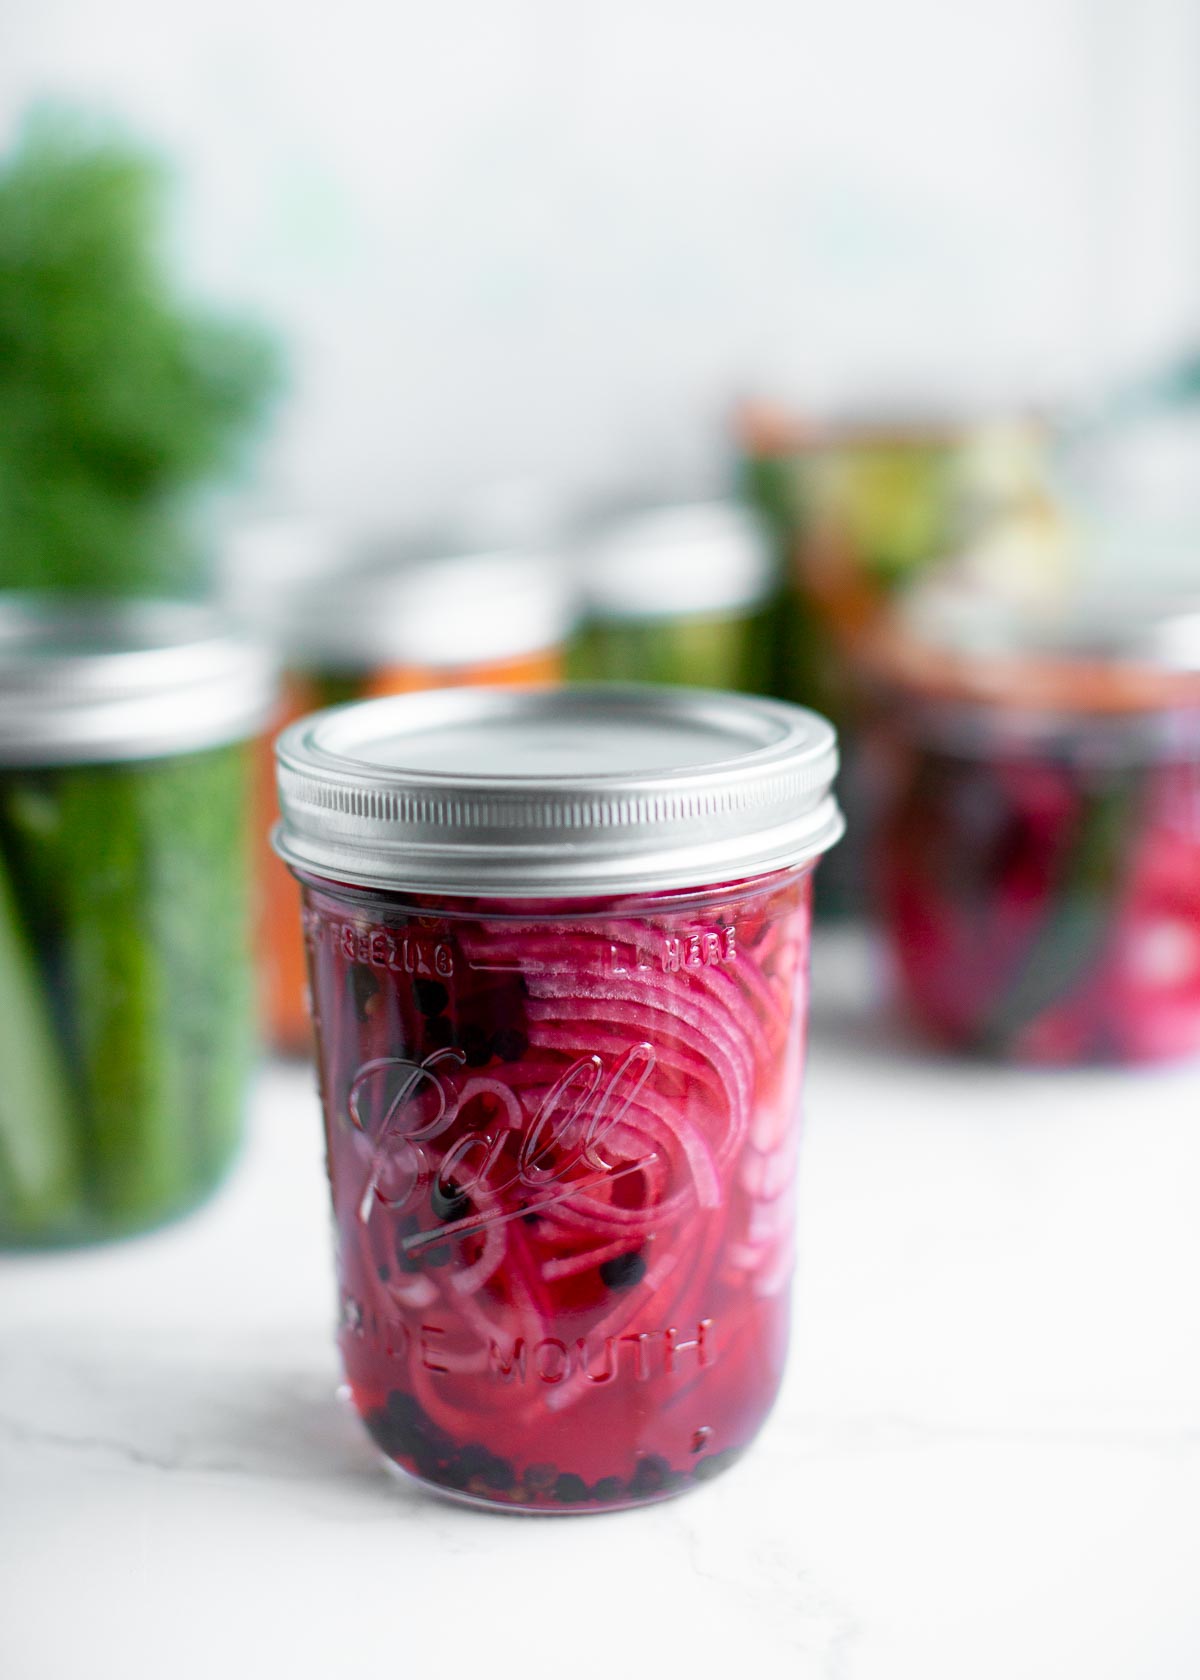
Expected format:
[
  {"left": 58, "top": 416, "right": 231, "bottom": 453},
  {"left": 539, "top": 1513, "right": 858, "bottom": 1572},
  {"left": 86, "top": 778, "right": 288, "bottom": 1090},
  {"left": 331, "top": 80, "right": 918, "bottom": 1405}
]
[{"left": 256, "top": 550, "right": 576, "bottom": 1053}]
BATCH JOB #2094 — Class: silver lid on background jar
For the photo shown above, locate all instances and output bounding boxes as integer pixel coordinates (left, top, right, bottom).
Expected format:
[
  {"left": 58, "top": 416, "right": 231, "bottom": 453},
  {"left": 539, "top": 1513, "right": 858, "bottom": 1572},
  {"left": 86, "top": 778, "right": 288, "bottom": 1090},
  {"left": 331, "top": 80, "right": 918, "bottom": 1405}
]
[
  {"left": 0, "top": 595, "right": 278, "bottom": 765},
  {"left": 371, "top": 550, "right": 575, "bottom": 668},
  {"left": 578, "top": 502, "right": 776, "bottom": 623},
  {"left": 901, "top": 571, "right": 1200, "bottom": 673},
  {"left": 867, "top": 568, "right": 1200, "bottom": 721},
  {"left": 229, "top": 529, "right": 576, "bottom": 672},
  {"left": 275, "top": 685, "right": 842, "bottom": 896}
]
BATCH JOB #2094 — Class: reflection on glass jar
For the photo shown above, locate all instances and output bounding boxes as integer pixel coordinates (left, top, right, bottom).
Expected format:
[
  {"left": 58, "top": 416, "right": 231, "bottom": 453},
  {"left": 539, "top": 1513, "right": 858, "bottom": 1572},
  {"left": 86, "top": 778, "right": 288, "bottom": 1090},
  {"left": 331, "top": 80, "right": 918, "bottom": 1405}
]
[
  {"left": 275, "top": 686, "right": 842, "bottom": 1511},
  {"left": 0, "top": 597, "right": 275, "bottom": 1245}
]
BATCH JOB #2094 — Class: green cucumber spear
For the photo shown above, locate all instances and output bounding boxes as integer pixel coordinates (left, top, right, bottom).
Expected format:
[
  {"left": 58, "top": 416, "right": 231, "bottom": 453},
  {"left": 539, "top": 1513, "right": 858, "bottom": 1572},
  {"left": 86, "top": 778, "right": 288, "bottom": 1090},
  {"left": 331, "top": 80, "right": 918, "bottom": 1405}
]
[{"left": 0, "top": 849, "right": 80, "bottom": 1236}]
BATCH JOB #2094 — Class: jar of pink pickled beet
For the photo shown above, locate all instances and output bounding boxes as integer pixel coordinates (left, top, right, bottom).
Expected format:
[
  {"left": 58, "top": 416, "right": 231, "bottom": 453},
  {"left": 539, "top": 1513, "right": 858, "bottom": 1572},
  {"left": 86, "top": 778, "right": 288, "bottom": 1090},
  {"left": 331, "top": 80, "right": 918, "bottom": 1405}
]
[
  {"left": 274, "top": 686, "right": 842, "bottom": 1511},
  {"left": 863, "top": 587, "right": 1200, "bottom": 1064}
]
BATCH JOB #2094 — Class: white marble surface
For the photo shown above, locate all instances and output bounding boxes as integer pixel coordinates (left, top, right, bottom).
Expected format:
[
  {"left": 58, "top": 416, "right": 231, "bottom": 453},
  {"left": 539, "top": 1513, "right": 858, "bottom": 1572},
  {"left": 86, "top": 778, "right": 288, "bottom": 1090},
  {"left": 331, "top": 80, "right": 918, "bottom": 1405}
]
[{"left": 4, "top": 933, "right": 1200, "bottom": 1679}]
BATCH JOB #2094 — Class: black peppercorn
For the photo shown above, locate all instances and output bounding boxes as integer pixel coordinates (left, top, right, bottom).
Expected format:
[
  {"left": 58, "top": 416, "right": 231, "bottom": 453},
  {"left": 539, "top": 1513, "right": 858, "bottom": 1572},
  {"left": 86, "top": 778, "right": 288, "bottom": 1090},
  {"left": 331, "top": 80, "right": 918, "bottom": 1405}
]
[
  {"left": 490, "top": 1027, "right": 528, "bottom": 1063},
  {"left": 413, "top": 978, "right": 449, "bottom": 1017},
  {"left": 629, "top": 1454, "right": 671, "bottom": 1495},
  {"left": 423, "top": 1013, "right": 454, "bottom": 1049},
  {"left": 599, "top": 1250, "right": 647, "bottom": 1290},
  {"left": 458, "top": 1021, "right": 492, "bottom": 1067},
  {"left": 430, "top": 1178, "right": 471, "bottom": 1223}
]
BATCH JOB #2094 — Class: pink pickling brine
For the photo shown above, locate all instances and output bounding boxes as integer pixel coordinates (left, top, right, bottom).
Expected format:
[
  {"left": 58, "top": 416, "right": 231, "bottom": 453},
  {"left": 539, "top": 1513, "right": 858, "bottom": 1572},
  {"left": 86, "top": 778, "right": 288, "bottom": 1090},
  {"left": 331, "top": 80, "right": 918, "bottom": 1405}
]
[
  {"left": 858, "top": 585, "right": 1200, "bottom": 1067},
  {"left": 275, "top": 684, "right": 841, "bottom": 1512},
  {"left": 301, "top": 871, "right": 813, "bottom": 1510},
  {"left": 875, "top": 742, "right": 1200, "bottom": 1064}
]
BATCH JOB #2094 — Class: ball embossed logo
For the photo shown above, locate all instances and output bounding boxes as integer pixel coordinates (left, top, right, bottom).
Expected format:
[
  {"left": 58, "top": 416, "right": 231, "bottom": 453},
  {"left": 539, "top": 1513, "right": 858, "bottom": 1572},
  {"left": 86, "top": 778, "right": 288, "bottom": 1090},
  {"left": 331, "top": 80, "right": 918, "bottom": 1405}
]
[{"left": 347, "top": 1043, "right": 664, "bottom": 1247}]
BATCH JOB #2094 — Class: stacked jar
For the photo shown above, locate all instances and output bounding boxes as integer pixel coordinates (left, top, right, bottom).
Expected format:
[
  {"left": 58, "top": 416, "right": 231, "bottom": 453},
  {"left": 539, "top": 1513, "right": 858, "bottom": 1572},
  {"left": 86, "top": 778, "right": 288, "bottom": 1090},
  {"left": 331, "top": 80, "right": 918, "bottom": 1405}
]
[
  {"left": 251, "top": 548, "right": 575, "bottom": 1053},
  {"left": 864, "top": 586, "right": 1200, "bottom": 1064},
  {"left": 0, "top": 597, "right": 274, "bottom": 1244},
  {"left": 567, "top": 502, "right": 776, "bottom": 694}
]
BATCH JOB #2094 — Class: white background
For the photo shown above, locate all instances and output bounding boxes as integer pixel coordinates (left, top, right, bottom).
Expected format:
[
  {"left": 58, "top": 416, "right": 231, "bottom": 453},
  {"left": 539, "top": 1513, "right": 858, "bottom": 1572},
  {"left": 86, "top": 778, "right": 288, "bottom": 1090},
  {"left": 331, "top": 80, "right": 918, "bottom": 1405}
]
[{"left": 2, "top": 0, "right": 1199, "bottom": 524}]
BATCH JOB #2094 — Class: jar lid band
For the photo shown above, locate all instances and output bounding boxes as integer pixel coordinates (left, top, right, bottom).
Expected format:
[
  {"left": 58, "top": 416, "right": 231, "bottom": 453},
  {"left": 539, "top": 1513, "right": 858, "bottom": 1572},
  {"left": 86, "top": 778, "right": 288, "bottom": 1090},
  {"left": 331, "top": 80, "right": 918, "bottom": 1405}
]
[
  {"left": 275, "top": 684, "right": 842, "bottom": 897},
  {"left": 0, "top": 595, "right": 277, "bottom": 765}
]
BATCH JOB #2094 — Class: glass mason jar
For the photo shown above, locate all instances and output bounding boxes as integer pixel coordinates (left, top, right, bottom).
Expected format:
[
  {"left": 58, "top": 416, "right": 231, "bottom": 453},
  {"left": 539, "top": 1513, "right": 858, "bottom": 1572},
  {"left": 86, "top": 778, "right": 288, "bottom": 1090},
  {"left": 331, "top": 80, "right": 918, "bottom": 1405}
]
[
  {"left": 865, "top": 593, "right": 1200, "bottom": 1064},
  {"left": 0, "top": 597, "right": 275, "bottom": 1245},
  {"left": 567, "top": 502, "right": 777, "bottom": 694},
  {"left": 738, "top": 406, "right": 1064, "bottom": 919},
  {"left": 275, "top": 686, "right": 842, "bottom": 1511},
  {"left": 253, "top": 550, "right": 575, "bottom": 1054}
]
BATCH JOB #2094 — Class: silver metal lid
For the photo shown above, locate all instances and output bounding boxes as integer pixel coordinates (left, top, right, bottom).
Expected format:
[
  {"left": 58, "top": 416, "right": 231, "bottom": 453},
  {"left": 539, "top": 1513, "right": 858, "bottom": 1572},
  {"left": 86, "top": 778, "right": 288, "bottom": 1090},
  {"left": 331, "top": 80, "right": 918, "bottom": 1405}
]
[
  {"left": 239, "top": 543, "right": 575, "bottom": 671},
  {"left": 275, "top": 684, "right": 842, "bottom": 897},
  {"left": 579, "top": 502, "right": 776, "bottom": 622},
  {"left": 903, "top": 576, "right": 1200, "bottom": 672},
  {"left": 373, "top": 551, "right": 575, "bottom": 668},
  {"left": 0, "top": 595, "right": 278, "bottom": 766}
]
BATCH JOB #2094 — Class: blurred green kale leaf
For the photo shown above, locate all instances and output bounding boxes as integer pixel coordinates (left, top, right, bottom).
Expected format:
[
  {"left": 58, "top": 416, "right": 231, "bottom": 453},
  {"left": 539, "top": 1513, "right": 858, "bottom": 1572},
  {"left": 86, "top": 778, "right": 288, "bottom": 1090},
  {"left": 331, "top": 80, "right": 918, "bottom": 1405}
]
[{"left": 0, "top": 110, "right": 282, "bottom": 595}]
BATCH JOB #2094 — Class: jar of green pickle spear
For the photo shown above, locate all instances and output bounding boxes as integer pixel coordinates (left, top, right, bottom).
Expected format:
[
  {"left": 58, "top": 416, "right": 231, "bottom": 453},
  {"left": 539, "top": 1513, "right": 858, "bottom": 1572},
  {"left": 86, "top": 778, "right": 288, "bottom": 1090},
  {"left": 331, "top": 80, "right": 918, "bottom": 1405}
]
[
  {"left": 567, "top": 501, "right": 777, "bottom": 693},
  {"left": 0, "top": 597, "right": 276, "bottom": 1245}
]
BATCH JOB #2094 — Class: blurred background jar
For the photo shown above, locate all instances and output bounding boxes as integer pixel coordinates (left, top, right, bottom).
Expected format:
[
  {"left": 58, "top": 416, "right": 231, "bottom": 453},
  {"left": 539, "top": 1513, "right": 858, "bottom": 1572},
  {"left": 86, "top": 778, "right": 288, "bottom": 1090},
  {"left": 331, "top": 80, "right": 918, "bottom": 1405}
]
[
  {"left": 0, "top": 597, "right": 275, "bottom": 1245},
  {"left": 225, "top": 523, "right": 576, "bottom": 1054},
  {"left": 566, "top": 500, "right": 777, "bottom": 693},
  {"left": 862, "top": 577, "right": 1200, "bottom": 1065},
  {"left": 739, "top": 406, "right": 1069, "bottom": 916}
]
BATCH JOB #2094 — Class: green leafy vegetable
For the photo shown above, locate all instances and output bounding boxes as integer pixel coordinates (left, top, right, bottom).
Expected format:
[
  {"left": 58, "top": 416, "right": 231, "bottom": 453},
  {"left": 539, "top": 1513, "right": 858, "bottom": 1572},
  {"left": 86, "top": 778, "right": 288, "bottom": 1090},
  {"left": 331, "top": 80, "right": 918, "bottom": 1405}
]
[{"left": 0, "top": 108, "right": 280, "bottom": 595}]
